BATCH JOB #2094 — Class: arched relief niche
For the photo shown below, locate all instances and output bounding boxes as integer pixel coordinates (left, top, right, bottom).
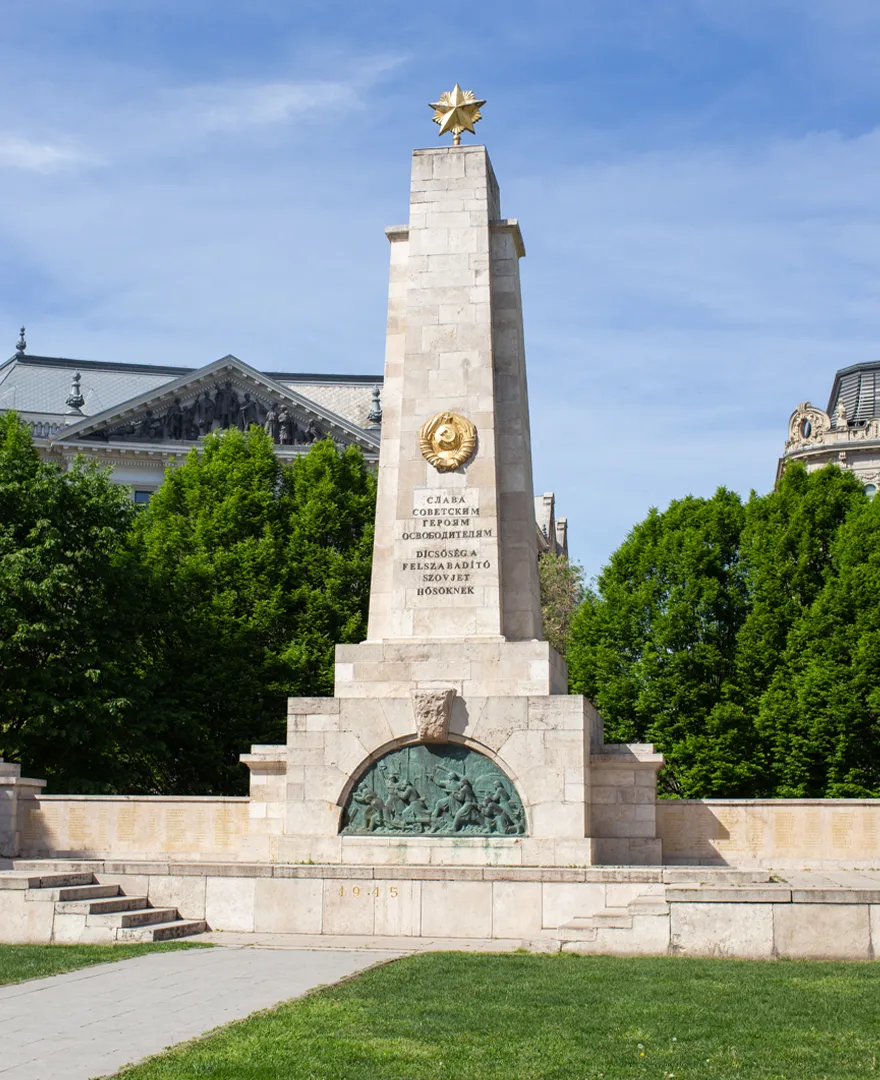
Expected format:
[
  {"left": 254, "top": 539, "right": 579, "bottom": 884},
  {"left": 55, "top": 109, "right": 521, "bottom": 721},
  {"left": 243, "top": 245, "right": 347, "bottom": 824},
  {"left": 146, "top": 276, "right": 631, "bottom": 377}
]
[{"left": 339, "top": 743, "right": 526, "bottom": 837}]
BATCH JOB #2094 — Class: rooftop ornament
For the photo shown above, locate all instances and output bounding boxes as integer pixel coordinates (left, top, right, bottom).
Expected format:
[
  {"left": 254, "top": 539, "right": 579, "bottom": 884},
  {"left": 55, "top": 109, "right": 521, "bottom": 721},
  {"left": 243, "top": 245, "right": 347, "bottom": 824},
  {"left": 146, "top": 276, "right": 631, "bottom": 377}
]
[
  {"left": 65, "top": 371, "right": 85, "bottom": 414},
  {"left": 429, "top": 84, "right": 485, "bottom": 146},
  {"left": 368, "top": 385, "right": 382, "bottom": 426},
  {"left": 15, "top": 327, "right": 26, "bottom": 355}
]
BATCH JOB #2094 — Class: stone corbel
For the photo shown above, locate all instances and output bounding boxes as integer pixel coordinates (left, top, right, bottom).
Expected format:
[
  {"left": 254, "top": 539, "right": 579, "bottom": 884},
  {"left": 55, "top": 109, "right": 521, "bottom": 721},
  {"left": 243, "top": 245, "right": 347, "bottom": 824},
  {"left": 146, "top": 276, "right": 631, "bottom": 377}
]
[{"left": 411, "top": 688, "right": 456, "bottom": 743}]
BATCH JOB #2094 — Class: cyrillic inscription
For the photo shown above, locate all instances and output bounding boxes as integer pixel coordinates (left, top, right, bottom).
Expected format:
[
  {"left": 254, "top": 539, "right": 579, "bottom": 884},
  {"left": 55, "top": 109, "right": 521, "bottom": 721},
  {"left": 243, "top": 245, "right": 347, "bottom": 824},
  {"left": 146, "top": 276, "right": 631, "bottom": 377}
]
[{"left": 398, "top": 489, "right": 495, "bottom": 592}]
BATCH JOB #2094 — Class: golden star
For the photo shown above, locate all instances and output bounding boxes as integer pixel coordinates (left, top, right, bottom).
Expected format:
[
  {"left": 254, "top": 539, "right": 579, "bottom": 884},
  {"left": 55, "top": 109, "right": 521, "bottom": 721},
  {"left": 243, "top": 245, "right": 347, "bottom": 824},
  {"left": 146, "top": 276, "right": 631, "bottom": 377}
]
[{"left": 429, "top": 84, "right": 486, "bottom": 146}]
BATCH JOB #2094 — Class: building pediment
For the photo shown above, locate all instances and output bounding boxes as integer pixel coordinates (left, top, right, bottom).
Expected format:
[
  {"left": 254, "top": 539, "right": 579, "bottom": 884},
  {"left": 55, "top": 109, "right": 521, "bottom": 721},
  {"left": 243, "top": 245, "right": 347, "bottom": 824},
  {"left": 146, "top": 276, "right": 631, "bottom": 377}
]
[{"left": 53, "top": 354, "right": 379, "bottom": 454}]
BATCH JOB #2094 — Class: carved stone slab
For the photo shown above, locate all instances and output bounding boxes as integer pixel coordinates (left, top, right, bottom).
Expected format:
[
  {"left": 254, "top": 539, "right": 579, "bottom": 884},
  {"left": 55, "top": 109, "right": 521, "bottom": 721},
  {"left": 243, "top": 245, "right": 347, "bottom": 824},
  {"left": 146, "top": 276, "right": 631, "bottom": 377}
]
[{"left": 411, "top": 687, "right": 456, "bottom": 743}]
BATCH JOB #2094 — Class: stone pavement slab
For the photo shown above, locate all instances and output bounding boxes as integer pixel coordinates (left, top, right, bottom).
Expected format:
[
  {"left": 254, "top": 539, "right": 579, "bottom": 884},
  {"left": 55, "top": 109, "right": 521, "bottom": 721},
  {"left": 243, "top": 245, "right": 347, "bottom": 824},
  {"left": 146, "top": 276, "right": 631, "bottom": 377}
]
[
  {"left": 201, "top": 929, "right": 552, "bottom": 952},
  {"left": 0, "top": 945, "right": 402, "bottom": 1080}
]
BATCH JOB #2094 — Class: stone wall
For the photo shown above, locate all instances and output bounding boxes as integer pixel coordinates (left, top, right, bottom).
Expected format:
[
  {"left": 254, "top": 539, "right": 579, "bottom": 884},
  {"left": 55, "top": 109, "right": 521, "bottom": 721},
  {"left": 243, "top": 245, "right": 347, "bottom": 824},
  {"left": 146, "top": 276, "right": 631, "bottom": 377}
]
[
  {"left": 12, "top": 791, "right": 880, "bottom": 868},
  {"left": 18, "top": 796, "right": 249, "bottom": 860},
  {"left": 658, "top": 799, "right": 880, "bottom": 868}
]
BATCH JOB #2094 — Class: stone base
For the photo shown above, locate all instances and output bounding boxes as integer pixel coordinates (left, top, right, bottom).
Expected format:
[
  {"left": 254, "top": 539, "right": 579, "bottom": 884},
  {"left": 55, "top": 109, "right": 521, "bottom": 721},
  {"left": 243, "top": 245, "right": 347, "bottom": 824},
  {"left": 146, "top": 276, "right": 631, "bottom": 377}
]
[
  {"left": 274, "top": 836, "right": 596, "bottom": 868},
  {"left": 334, "top": 640, "right": 569, "bottom": 698},
  {"left": 6, "top": 860, "right": 879, "bottom": 959},
  {"left": 237, "top": 686, "right": 665, "bottom": 872},
  {"left": 242, "top": 691, "right": 664, "bottom": 868}
]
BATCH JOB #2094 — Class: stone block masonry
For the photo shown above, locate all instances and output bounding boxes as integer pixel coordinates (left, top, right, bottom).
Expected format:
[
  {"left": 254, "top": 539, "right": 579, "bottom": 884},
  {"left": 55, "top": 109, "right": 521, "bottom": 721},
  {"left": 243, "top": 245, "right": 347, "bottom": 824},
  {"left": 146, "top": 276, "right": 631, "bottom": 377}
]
[{"left": 366, "top": 146, "right": 541, "bottom": 646}]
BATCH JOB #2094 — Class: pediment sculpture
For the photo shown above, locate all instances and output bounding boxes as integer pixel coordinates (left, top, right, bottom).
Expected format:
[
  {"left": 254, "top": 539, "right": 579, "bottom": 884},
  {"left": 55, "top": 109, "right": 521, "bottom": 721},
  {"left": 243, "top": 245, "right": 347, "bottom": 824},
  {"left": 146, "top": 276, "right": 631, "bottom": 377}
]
[{"left": 88, "top": 378, "right": 325, "bottom": 447}]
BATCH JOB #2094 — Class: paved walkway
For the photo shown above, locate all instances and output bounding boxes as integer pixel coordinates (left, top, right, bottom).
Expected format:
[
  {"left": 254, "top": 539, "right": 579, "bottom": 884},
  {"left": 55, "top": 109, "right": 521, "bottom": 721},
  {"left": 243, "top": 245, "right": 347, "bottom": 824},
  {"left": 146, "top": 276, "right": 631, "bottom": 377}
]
[
  {"left": 0, "top": 946, "right": 402, "bottom": 1080},
  {"left": 201, "top": 930, "right": 554, "bottom": 951}
]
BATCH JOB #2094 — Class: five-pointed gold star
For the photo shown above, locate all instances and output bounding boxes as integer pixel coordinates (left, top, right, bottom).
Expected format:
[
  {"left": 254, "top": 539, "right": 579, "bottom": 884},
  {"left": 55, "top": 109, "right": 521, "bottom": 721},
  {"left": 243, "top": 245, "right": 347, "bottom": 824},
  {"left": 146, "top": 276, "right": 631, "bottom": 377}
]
[{"left": 429, "top": 84, "right": 486, "bottom": 145}]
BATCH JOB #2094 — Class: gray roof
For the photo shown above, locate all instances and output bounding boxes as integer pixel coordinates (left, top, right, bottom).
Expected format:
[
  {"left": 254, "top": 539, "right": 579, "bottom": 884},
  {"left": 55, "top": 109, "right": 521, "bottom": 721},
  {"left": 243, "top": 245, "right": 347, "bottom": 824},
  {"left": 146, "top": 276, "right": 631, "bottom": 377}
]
[
  {"left": 0, "top": 354, "right": 383, "bottom": 429},
  {"left": 282, "top": 381, "right": 378, "bottom": 430},
  {"left": 826, "top": 362, "right": 880, "bottom": 428}
]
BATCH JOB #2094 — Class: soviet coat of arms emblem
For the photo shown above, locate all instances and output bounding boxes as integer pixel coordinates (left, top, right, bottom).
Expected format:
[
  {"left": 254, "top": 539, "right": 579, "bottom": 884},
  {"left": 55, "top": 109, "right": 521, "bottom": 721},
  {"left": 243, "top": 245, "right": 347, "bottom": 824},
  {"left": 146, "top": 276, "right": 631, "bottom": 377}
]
[{"left": 419, "top": 411, "right": 477, "bottom": 471}]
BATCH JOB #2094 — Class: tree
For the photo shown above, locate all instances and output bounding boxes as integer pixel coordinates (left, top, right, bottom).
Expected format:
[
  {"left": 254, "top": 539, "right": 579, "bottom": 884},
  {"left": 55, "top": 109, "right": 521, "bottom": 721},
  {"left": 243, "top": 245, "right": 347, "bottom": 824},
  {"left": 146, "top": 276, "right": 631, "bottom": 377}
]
[
  {"left": 567, "top": 464, "right": 875, "bottom": 798},
  {"left": 538, "top": 552, "right": 585, "bottom": 658},
  {"left": 134, "top": 429, "right": 376, "bottom": 794},
  {"left": 0, "top": 412, "right": 147, "bottom": 792},
  {"left": 755, "top": 488, "right": 880, "bottom": 797},
  {"left": 567, "top": 488, "right": 751, "bottom": 796},
  {"left": 735, "top": 463, "right": 865, "bottom": 721}
]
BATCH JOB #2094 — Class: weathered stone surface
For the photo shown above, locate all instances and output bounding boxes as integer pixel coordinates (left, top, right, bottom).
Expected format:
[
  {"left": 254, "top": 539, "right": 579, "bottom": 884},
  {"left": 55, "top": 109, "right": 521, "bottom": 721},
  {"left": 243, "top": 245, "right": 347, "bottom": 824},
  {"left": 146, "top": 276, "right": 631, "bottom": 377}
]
[
  {"left": 412, "top": 687, "right": 456, "bottom": 742},
  {"left": 657, "top": 799, "right": 880, "bottom": 868},
  {"left": 670, "top": 901, "right": 774, "bottom": 958},
  {"left": 773, "top": 902, "right": 871, "bottom": 959}
]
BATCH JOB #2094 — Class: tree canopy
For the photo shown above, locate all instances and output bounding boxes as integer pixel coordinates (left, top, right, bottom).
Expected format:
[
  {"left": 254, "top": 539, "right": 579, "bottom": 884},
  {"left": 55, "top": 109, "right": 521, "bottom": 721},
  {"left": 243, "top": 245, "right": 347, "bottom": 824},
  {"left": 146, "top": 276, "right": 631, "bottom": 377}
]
[
  {"left": 568, "top": 463, "right": 878, "bottom": 798},
  {"left": 0, "top": 417, "right": 376, "bottom": 794},
  {"left": 0, "top": 411, "right": 144, "bottom": 792}
]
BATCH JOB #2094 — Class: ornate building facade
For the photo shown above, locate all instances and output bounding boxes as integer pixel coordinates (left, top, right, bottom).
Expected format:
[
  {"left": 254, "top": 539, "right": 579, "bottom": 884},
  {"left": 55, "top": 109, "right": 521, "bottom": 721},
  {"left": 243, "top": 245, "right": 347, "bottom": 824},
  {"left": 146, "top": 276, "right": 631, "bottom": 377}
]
[
  {"left": 0, "top": 333, "right": 383, "bottom": 502},
  {"left": 780, "top": 361, "right": 880, "bottom": 495}
]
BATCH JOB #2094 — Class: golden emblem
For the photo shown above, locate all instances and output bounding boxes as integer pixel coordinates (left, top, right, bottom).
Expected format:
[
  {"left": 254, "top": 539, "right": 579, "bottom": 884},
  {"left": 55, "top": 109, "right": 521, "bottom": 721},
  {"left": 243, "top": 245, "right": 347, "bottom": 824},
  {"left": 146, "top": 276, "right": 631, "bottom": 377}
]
[
  {"left": 429, "top": 84, "right": 486, "bottom": 146},
  {"left": 419, "top": 412, "right": 477, "bottom": 471}
]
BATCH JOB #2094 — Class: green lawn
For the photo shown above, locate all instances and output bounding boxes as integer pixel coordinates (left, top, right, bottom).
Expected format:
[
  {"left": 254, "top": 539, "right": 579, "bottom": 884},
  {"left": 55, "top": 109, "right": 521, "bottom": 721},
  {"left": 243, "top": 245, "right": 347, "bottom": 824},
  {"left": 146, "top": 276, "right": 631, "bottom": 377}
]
[
  {"left": 113, "top": 952, "right": 880, "bottom": 1080},
  {"left": 0, "top": 942, "right": 207, "bottom": 986}
]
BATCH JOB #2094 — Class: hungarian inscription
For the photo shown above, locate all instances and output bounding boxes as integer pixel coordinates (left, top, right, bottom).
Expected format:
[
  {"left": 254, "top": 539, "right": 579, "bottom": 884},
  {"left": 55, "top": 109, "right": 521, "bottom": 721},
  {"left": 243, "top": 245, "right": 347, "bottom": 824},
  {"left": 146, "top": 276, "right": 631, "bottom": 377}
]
[{"left": 398, "top": 488, "right": 495, "bottom": 597}]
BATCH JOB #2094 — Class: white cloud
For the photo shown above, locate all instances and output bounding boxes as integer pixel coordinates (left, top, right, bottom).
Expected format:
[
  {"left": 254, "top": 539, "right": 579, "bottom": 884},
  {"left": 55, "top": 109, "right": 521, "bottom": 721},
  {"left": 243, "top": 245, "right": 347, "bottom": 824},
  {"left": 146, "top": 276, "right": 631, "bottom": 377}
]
[
  {"left": 160, "top": 78, "right": 362, "bottom": 139},
  {"left": 0, "top": 135, "right": 89, "bottom": 172}
]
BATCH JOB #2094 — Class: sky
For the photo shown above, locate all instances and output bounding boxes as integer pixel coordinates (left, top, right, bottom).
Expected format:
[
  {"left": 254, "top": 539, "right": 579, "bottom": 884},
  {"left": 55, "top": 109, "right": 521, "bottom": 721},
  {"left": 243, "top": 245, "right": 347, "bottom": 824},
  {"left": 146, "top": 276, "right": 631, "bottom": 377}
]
[{"left": 3, "top": 0, "right": 880, "bottom": 580}]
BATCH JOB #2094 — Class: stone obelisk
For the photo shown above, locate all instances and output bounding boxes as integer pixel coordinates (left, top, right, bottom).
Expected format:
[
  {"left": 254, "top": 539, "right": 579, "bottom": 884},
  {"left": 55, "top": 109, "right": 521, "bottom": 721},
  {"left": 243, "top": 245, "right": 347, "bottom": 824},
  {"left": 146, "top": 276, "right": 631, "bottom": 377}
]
[{"left": 336, "top": 136, "right": 567, "bottom": 698}]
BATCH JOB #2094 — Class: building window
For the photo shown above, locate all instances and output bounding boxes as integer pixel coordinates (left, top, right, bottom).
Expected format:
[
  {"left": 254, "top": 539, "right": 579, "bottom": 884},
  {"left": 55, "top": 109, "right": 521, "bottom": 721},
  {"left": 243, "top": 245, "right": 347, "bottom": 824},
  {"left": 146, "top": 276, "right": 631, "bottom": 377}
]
[
  {"left": 864, "top": 484, "right": 877, "bottom": 499},
  {"left": 800, "top": 418, "right": 812, "bottom": 438},
  {"left": 133, "top": 490, "right": 153, "bottom": 505}
]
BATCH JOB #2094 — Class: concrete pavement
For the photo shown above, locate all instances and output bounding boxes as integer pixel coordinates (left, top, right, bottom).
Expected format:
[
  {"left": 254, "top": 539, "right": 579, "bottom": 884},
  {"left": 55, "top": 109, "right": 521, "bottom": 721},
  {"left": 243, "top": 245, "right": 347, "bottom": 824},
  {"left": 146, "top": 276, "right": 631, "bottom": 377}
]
[{"left": 0, "top": 945, "right": 402, "bottom": 1079}]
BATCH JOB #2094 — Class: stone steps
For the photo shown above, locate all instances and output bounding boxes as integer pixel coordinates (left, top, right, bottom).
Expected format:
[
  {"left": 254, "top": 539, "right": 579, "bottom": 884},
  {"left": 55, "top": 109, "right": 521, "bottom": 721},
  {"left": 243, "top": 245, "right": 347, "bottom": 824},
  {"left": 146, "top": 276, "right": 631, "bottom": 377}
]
[
  {"left": 0, "top": 871, "right": 96, "bottom": 891},
  {"left": 55, "top": 895, "right": 152, "bottom": 915},
  {"left": 556, "top": 891, "right": 672, "bottom": 954},
  {"left": 88, "top": 906, "right": 181, "bottom": 929},
  {"left": 27, "top": 883, "right": 122, "bottom": 903},
  {"left": 116, "top": 919, "right": 207, "bottom": 943},
  {"left": 1, "top": 870, "right": 208, "bottom": 944}
]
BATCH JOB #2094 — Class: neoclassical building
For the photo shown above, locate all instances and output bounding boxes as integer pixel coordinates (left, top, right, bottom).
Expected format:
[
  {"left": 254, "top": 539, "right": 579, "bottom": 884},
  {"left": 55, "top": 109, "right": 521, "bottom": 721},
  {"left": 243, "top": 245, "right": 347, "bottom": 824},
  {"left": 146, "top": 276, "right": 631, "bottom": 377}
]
[
  {"left": 780, "top": 361, "right": 880, "bottom": 495},
  {"left": 0, "top": 331, "right": 568, "bottom": 551},
  {"left": 0, "top": 331, "right": 385, "bottom": 502}
]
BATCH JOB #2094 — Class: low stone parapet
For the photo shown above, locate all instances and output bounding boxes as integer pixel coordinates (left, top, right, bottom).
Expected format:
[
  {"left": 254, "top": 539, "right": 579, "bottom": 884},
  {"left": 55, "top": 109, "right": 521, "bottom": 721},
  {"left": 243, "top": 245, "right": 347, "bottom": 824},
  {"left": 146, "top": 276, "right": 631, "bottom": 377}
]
[
  {"left": 657, "top": 799, "right": 880, "bottom": 868},
  {"left": 16, "top": 795, "right": 249, "bottom": 861}
]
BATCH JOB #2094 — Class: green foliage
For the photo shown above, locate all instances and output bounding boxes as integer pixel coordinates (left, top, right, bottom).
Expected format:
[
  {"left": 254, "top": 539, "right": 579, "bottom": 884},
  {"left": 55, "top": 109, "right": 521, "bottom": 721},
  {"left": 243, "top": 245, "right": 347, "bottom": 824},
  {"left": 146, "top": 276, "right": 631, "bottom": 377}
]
[
  {"left": 568, "top": 488, "right": 750, "bottom": 796},
  {"left": 537, "top": 552, "right": 585, "bottom": 658},
  {"left": 0, "top": 412, "right": 147, "bottom": 792},
  {"left": 133, "top": 429, "right": 376, "bottom": 794},
  {"left": 0, "top": 417, "right": 376, "bottom": 795},
  {"left": 736, "top": 463, "right": 865, "bottom": 718},
  {"left": 114, "top": 952, "right": 880, "bottom": 1080},
  {"left": 756, "top": 491, "right": 880, "bottom": 797},
  {"left": 568, "top": 463, "right": 876, "bottom": 798}
]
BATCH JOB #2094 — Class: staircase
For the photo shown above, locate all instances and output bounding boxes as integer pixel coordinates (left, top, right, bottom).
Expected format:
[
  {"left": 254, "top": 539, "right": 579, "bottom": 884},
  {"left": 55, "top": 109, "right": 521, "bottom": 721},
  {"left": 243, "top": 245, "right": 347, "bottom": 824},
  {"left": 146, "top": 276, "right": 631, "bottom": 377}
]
[
  {"left": 555, "top": 870, "right": 777, "bottom": 956},
  {"left": 8, "top": 871, "right": 206, "bottom": 944},
  {"left": 556, "top": 893, "right": 672, "bottom": 955}
]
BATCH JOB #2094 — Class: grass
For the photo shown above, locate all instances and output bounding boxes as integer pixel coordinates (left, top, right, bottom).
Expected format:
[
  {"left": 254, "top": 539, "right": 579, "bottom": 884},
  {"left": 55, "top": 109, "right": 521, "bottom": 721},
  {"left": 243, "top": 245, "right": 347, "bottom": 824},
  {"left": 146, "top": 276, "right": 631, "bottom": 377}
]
[
  {"left": 111, "top": 951, "right": 880, "bottom": 1080},
  {"left": 0, "top": 942, "right": 208, "bottom": 987}
]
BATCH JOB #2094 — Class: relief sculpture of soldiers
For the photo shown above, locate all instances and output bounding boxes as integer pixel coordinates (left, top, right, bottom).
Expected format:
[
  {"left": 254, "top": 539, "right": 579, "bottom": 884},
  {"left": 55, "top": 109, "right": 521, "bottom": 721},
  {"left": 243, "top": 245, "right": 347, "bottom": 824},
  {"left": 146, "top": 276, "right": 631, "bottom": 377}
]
[
  {"left": 340, "top": 745, "right": 526, "bottom": 837},
  {"left": 99, "top": 377, "right": 326, "bottom": 446}
]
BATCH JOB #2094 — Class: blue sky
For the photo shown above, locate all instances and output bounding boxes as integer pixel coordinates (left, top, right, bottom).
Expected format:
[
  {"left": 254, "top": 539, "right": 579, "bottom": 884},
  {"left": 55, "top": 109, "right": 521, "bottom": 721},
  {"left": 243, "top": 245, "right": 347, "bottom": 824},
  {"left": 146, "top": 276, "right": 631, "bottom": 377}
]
[{"left": 3, "top": 0, "right": 880, "bottom": 578}]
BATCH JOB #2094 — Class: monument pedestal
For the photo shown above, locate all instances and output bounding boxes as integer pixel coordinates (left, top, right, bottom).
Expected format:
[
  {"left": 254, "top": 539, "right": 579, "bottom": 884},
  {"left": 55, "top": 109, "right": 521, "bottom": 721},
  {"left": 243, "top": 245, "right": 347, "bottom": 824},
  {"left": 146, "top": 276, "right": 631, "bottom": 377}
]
[{"left": 243, "top": 142, "right": 663, "bottom": 871}]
